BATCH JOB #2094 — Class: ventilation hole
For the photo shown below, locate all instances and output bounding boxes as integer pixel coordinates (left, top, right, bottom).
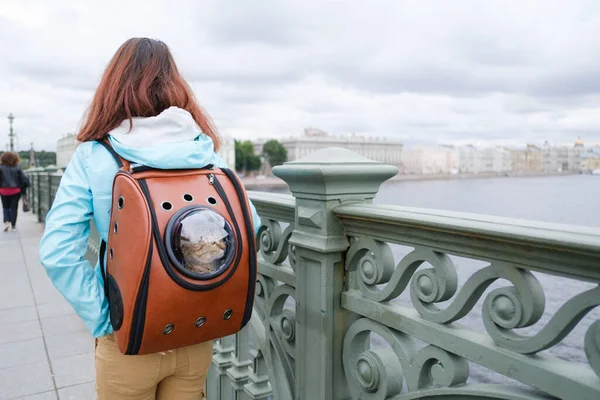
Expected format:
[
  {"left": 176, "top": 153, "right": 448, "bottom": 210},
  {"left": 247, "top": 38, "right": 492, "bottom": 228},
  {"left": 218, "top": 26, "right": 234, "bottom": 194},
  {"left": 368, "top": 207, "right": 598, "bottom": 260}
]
[
  {"left": 183, "top": 194, "right": 194, "bottom": 202},
  {"left": 223, "top": 309, "right": 233, "bottom": 320},
  {"left": 161, "top": 201, "right": 173, "bottom": 211},
  {"left": 109, "top": 248, "right": 114, "bottom": 259},
  {"left": 207, "top": 196, "right": 217, "bottom": 205},
  {"left": 163, "top": 324, "right": 174, "bottom": 335},
  {"left": 113, "top": 222, "right": 118, "bottom": 235},
  {"left": 195, "top": 317, "right": 206, "bottom": 328},
  {"left": 117, "top": 196, "right": 124, "bottom": 209}
]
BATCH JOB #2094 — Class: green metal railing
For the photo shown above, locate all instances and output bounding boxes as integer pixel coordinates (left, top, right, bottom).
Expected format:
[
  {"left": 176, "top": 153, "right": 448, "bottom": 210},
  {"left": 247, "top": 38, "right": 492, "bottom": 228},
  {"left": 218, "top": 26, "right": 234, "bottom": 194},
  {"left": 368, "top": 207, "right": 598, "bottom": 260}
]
[{"left": 26, "top": 148, "right": 600, "bottom": 400}]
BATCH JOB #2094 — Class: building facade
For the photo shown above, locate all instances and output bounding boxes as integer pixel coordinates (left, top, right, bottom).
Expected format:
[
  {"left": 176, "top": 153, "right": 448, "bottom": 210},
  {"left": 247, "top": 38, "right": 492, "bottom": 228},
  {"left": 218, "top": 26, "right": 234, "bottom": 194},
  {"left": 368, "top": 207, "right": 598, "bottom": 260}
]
[
  {"left": 506, "top": 145, "right": 542, "bottom": 173},
  {"left": 402, "top": 145, "right": 459, "bottom": 175},
  {"left": 253, "top": 127, "right": 403, "bottom": 167},
  {"left": 581, "top": 147, "right": 600, "bottom": 172},
  {"left": 218, "top": 132, "right": 236, "bottom": 169},
  {"left": 458, "top": 146, "right": 512, "bottom": 174},
  {"left": 541, "top": 139, "right": 583, "bottom": 173},
  {"left": 56, "top": 134, "right": 78, "bottom": 168}
]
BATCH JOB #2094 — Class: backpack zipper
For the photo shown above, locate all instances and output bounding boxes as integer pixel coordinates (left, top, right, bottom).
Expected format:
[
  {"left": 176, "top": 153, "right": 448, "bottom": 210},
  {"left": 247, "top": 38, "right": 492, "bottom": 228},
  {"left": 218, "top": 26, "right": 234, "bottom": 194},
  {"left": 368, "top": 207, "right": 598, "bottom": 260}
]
[
  {"left": 130, "top": 164, "right": 216, "bottom": 175},
  {"left": 125, "top": 220, "right": 154, "bottom": 354},
  {"left": 221, "top": 168, "right": 257, "bottom": 328}
]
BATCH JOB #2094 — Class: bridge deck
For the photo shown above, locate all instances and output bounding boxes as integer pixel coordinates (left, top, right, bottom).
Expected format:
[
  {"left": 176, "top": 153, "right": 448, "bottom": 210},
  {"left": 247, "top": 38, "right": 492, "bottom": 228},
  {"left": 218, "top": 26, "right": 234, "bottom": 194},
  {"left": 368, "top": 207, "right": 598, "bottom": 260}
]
[{"left": 0, "top": 212, "right": 95, "bottom": 400}]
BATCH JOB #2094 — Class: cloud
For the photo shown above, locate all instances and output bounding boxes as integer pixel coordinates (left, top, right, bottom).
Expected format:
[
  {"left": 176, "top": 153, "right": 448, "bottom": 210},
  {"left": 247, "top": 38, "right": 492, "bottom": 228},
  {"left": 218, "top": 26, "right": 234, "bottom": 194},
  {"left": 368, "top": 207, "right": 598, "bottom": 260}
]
[{"left": 1, "top": 0, "right": 600, "bottom": 151}]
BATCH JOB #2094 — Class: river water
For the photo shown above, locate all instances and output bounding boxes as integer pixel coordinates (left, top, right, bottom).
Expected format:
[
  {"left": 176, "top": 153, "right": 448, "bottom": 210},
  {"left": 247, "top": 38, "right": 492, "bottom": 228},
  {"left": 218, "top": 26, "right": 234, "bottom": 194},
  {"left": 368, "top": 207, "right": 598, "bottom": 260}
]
[
  {"left": 376, "top": 174, "right": 600, "bottom": 227},
  {"left": 270, "top": 174, "right": 600, "bottom": 388}
]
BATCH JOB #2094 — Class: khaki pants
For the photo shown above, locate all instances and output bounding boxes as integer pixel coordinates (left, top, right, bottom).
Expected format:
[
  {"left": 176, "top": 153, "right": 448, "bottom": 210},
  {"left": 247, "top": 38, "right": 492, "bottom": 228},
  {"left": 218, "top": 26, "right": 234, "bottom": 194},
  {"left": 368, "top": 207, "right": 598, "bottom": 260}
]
[{"left": 95, "top": 334, "right": 213, "bottom": 399}]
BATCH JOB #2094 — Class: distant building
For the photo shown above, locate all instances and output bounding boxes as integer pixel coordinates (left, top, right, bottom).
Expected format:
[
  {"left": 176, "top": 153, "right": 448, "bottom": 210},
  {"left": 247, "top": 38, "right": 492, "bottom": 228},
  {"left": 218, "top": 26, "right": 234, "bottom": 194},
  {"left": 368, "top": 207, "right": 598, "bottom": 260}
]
[
  {"left": 505, "top": 144, "right": 542, "bottom": 173},
  {"left": 541, "top": 139, "right": 583, "bottom": 172},
  {"left": 56, "top": 134, "right": 78, "bottom": 168},
  {"left": 218, "top": 132, "right": 236, "bottom": 169},
  {"left": 581, "top": 147, "right": 600, "bottom": 172},
  {"left": 402, "top": 145, "right": 459, "bottom": 175},
  {"left": 253, "top": 127, "right": 403, "bottom": 166},
  {"left": 458, "top": 145, "right": 512, "bottom": 174}
]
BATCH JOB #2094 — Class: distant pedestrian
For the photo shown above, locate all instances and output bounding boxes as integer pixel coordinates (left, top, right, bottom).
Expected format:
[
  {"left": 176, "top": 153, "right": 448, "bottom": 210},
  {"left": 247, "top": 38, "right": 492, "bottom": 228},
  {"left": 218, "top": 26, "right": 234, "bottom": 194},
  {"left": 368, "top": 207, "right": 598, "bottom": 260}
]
[{"left": 0, "top": 151, "right": 29, "bottom": 231}]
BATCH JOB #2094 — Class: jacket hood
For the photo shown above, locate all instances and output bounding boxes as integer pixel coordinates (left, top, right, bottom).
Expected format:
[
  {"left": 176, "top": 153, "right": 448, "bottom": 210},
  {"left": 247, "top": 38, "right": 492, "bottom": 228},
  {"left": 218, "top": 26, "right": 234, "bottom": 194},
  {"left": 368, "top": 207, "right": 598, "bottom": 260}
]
[{"left": 106, "top": 106, "right": 218, "bottom": 169}]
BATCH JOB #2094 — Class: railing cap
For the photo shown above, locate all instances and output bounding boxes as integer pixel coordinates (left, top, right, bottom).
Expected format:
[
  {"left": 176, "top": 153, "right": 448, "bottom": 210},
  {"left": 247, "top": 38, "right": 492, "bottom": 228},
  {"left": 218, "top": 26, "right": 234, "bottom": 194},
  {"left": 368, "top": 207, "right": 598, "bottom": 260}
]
[
  {"left": 272, "top": 147, "right": 398, "bottom": 200},
  {"left": 26, "top": 167, "right": 45, "bottom": 172}
]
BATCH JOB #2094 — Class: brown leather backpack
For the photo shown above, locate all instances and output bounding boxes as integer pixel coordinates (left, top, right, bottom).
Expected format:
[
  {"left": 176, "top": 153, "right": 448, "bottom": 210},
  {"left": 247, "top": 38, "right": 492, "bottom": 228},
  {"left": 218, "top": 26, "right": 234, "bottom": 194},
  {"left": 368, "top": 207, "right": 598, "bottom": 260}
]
[{"left": 97, "top": 140, "right": 257, "bottom": 355}]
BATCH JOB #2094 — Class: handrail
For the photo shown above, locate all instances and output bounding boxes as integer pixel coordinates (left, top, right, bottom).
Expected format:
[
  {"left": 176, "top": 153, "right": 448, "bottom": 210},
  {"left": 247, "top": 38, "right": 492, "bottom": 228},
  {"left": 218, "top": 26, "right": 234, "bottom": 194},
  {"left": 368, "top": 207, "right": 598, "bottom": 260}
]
[{"left": 335, "top": 203, "right": 600, "bottom": 282}]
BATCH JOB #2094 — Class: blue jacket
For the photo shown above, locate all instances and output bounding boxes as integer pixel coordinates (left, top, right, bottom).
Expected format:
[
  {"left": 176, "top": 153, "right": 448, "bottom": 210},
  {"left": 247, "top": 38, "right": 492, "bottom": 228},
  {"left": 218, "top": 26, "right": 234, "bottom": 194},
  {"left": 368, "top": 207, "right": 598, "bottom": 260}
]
[{"left": 39, "top": 108, "right": 261, "bottom": 338}]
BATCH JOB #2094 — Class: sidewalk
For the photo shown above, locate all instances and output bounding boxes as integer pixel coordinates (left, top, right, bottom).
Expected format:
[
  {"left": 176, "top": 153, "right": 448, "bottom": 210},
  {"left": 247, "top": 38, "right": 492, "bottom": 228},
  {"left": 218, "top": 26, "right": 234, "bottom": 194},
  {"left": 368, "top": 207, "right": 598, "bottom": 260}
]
[{"left": 0, "top": 212, "right": 95, "bottom": 400}]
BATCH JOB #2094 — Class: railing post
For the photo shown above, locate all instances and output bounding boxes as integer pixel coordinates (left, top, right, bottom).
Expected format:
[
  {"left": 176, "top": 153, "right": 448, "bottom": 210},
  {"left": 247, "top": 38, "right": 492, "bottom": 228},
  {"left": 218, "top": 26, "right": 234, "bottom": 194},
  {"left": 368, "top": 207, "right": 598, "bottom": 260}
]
[
  {"left": 33, "top": 167, "right": 43, "bottom": 221},
  {"left": 38, "top": 168, "right": 48, "bottom": 223},
  {"left": 27, "top": 167, "right": 41, "bottom": 221},
  {"left": 211, "top": 335, "right": 236, "bottom": 398},
  {"left": 272, "top": 148, "right": 397, "bottom": 400},
  {"left": 243, "top": 349, "right": 273, "bottom": 400},
  {"left": 226, "top": 327, "right": 253, "bottom": 399},
  {"left": 43, "top": 166, "right": 59, "bottom": 222}
]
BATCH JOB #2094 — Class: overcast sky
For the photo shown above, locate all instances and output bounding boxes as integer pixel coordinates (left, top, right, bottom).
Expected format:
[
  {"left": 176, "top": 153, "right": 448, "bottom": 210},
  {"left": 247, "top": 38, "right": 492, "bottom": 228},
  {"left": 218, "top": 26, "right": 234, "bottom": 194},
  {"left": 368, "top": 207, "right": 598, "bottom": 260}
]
[{"left": 1, "top": 0, "right": 600, "bottom": 151}]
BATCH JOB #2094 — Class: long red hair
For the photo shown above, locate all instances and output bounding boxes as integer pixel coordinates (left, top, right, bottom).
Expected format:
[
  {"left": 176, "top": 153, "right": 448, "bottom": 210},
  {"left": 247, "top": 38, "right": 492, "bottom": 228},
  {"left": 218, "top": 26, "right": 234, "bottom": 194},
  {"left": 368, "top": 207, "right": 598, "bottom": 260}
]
[{"left": 77, "top": 37, "right": 221, "bottom": 150}]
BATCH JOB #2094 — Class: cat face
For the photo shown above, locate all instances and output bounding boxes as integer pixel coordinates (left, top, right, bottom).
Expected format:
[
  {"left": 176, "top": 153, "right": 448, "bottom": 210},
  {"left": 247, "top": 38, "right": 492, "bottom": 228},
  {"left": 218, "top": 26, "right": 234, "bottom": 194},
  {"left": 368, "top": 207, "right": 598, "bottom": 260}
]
[{"left": 181, "top": 238, "right": 226, "bottom": 274}]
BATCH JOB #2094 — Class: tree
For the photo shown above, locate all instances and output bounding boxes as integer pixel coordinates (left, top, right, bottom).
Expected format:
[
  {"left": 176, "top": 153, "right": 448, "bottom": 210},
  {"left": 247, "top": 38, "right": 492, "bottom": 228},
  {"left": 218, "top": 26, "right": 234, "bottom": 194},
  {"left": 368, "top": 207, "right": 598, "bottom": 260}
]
[
  {"left": 247, "top": 153, "right": 262, "bottom": 171},
  {"left": 262, "top": 139, "right": 287, "bottom": 167},
  {"left": 234, "top": 140, "right": 261, "bottom": 174}
]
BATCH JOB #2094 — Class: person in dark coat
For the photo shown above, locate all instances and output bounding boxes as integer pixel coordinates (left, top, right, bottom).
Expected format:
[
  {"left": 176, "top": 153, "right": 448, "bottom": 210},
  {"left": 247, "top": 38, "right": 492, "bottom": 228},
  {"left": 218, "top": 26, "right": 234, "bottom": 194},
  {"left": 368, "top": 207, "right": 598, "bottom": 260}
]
[{"left": 0, "top": 151, "right": 29, "bottom": 231}]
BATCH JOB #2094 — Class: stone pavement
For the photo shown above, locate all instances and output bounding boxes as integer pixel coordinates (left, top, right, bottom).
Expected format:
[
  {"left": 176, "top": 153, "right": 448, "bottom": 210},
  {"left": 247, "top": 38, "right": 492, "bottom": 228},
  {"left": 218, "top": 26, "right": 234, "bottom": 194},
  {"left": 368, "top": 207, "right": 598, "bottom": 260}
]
[{"left": 0, "top": 212, "right": 95, "bottom": 400}]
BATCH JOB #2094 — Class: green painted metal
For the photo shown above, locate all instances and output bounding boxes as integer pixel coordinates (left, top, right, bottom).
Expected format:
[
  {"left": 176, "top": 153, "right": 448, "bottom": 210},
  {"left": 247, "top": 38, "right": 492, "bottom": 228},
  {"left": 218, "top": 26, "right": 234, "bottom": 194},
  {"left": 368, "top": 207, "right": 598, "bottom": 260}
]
[
  {"left": 243, "top": 349, "right": 273, "bottom": 399},
  {"left": 26, "top": 146, "right": 600, "bottom": 400},
  {"left": 271, "top": 147, "right": 398, "bottom": 400}
]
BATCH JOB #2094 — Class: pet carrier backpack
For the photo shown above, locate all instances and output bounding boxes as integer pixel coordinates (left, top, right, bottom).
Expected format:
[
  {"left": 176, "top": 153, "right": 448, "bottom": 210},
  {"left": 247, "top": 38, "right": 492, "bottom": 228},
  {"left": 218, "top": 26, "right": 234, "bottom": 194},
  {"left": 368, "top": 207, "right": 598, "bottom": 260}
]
[{"left": 97, "top": 139, "right": 257, "bottom": 355}]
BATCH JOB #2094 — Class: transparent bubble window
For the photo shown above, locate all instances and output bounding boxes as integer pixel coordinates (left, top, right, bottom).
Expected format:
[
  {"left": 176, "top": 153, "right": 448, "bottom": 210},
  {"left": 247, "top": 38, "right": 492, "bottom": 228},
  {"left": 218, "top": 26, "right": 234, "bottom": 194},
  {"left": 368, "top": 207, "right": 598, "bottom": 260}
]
[{"left": 167, "top": 208, "right": 236, "bottom": 279}]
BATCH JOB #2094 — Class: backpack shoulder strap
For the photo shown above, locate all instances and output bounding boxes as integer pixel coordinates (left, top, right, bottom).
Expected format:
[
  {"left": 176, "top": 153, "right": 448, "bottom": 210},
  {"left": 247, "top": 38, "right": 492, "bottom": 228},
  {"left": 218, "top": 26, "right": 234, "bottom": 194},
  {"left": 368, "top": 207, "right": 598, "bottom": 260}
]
[
  {"left": 96, "top": 138, "right": 130, "bottom": 170},
  {"left": 96, "top": 137, "right": 129, "bottom": 299}
]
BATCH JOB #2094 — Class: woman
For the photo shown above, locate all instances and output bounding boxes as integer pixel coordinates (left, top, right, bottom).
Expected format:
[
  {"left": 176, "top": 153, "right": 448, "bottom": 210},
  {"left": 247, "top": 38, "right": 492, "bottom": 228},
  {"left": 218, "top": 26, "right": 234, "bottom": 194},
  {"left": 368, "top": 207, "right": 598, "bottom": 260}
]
[
  {"left": 39, "top": 38, "right": 261, "bottom": 399},
  {"left": 0, "top": 151, "right": 28, "bottom": 231}
]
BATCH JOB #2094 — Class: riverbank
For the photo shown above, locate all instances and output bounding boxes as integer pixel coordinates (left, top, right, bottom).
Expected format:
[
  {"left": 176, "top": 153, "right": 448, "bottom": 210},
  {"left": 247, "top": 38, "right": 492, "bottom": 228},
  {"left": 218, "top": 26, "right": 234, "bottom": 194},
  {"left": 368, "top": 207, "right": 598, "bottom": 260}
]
[{"left": 240, "top": 171, "right": 582, "bottom": 190}]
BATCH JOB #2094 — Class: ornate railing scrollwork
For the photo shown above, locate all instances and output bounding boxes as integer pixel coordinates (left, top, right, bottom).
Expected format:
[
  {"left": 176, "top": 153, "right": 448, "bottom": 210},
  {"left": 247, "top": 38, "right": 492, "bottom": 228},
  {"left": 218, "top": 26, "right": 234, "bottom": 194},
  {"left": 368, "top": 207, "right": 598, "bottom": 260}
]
[
  {"left": 409, "top": 261, "right": 546, "bottom": 338},
  {"left": 484, "top": 284, "right": 600, "bottom": 355},
  {"left": 343, "top": 318, "right": 470, "bottom": 399},
  {"left": 288, "top": 244, "right": 297, "bottom": 270},
  {"left": 346, "top": 238, "right": 458, "bottom": 305},
  {"left": 343, "top": 318, "right": 416, "bottom": 399},
  {"left": 257, "top": 219, "right": 295, "bottom": 266},
  {"left": 406, "top": 344, "right": 469, "bottom": 390},
  {"left": 266, "top": 284, "right": 296, "bottom": 392},
  {"left": 586, "top": 319, "right": 600, "bottom": 379},
  {"left": 342, "top": 230, "right": 600, "bottom": 398},
  {"left": 254, "top": 274, "right": 275, "bottom": 321}
]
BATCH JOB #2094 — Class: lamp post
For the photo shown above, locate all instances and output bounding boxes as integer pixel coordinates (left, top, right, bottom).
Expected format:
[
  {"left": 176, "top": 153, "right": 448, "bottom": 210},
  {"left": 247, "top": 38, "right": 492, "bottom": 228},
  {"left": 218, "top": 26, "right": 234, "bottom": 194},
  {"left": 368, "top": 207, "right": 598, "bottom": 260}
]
[
  {"left": 8, "top": 113, "right": 15, "bottom": 152},
  {"left": 29, "top": 142, "right": 36, "bottom": 167}
]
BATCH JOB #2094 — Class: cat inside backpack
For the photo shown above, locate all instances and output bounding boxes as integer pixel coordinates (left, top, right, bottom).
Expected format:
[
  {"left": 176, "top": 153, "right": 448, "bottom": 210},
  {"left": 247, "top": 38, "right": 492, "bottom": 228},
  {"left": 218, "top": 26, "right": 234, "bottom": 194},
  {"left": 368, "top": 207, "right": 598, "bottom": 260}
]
[
  {"left": 179, "top": 211, "right": 229, "bottom": 274},
  {"left": 181, "top": 238, "right": 226, "bottom": 273}
]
